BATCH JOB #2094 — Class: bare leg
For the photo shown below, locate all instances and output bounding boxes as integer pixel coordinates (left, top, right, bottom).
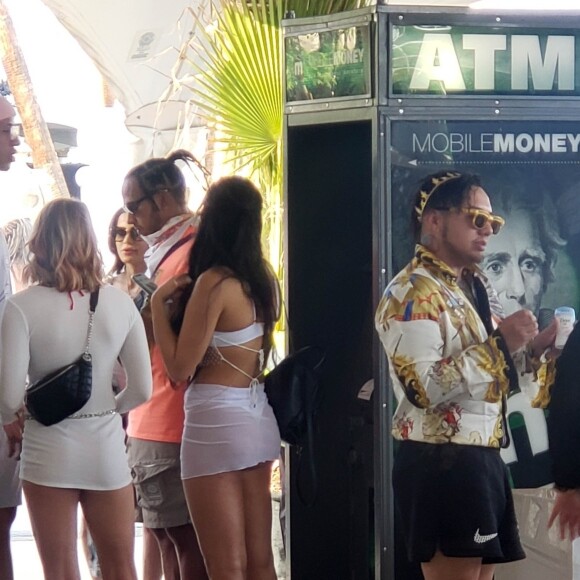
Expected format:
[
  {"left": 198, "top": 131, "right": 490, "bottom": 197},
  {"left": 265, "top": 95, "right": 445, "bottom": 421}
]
[
  {"left": 0, "top": 506, "right": 17, "bottom": 580},
  {"left": 23, "top": 481, "right": 81, "bottom": 580},
  {"left": 80, "top": 485, "right": 137, "bottom": 580},
  {"left": 422, "top": 551, "right": 496, "bottom": 580},
  {"left": 150, "top": 527, "right": 181, "bottom": 580},
  {"left": 183, "top": 462, "right": 276, "bottom": 580},
  {"left": 143, "top": 526, "right": 163, "bottom": 580},
  {"left": 242, "top": 463, "right": 277, "bottom": 578},
  {"left": 166, "top": 523, "right": 208, "bottom": 579}
]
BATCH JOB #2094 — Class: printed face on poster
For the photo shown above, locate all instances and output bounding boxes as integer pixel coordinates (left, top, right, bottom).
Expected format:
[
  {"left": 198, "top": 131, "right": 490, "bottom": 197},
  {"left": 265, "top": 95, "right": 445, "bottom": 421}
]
[{"left": 389, "top": 119, "right": 580, "bottom": 487}]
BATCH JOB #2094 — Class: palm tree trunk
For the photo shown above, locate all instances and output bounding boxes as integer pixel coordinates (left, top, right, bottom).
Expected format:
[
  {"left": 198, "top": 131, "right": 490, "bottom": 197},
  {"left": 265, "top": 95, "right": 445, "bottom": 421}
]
[{"left": 0, "top": 0, "right": 69, "bottom": 199}]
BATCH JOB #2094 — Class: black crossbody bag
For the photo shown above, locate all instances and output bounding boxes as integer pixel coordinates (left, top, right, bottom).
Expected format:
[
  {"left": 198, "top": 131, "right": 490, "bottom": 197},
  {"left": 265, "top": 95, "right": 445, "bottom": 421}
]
[{"left": 25, "top": 289, "right": 99, "bottom": 426}]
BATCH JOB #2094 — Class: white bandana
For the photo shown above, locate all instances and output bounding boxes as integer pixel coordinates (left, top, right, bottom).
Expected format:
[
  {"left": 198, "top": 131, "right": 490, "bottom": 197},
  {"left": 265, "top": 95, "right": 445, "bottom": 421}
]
[{"left": 143, "top": 214, "right": 196, "bottom": 277}]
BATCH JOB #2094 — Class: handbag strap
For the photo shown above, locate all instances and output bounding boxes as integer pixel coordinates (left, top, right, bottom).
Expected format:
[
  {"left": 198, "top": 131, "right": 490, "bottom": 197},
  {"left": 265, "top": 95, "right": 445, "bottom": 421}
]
[{"left": 83, "top": 289, "right": 100, "bottom": 358}]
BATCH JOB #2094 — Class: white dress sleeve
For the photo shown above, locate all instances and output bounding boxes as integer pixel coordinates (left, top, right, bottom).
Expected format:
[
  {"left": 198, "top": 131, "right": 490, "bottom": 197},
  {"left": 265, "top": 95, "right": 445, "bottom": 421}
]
[
  {"left": 0, "top": 300, "right": 29, "bottom": 423},
  {"left": 0, "top": 232, "right": 12, "bottom": 320},
  {"left": 115, "top": 312, "right": 152, "bottom": 415}
]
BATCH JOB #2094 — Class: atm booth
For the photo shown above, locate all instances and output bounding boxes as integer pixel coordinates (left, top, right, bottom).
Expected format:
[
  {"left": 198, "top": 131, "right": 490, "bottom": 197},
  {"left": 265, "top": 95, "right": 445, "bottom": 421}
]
[{"left": 282, "top": 5, "right": 580, "bottom": 579}]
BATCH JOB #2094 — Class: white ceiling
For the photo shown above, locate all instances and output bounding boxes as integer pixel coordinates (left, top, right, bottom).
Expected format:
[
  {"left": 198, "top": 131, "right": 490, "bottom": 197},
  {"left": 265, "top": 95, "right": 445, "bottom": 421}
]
[
  {"left": 36, "top": 0, "right": 580, "bottom": 137},
  {"left": 38, "top": 0, "right": 511, "bottom": 120},
  {"left": 40, "top": 0, "right": 201, "bottom": 116}
]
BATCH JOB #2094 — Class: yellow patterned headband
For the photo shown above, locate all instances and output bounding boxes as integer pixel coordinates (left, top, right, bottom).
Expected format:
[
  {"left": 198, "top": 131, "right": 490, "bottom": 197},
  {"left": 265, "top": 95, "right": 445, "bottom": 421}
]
[{"left": 415, "top": 172, "right": 462, "bottom": 222}]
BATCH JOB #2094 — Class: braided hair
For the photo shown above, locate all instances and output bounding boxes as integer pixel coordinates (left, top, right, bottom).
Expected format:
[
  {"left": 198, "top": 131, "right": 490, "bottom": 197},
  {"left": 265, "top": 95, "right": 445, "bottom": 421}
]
[{"left": 125, "top": 149, "right": 195, "bottom": 204}]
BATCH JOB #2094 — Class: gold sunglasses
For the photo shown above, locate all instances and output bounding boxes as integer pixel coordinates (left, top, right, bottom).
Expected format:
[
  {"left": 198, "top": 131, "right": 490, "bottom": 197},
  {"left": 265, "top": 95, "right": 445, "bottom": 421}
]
[
  {"left": 436, "top": 207, "right": 505, "bottom": 234},
  {"left": 460, "top": 208, "right": 505, "bottom": 235}
]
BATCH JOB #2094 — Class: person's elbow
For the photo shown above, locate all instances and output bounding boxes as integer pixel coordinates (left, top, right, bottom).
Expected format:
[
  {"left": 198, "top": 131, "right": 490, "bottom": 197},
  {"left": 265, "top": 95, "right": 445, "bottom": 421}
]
[
  {"left": 163, "top": 354, "right": 199, "bottom": 384},
  {"left": 166, "top": 363, "right": 194, "bottom": 384},
  {"left": 160, "top": 349, "right": 200, "bottom": 384}
]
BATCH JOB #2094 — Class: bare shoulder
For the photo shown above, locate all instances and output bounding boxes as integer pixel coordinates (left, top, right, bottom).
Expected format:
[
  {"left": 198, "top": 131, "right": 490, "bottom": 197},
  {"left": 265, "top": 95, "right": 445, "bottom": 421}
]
[{"left": 195, "top": 268, "right": 242, "bottom": 296}]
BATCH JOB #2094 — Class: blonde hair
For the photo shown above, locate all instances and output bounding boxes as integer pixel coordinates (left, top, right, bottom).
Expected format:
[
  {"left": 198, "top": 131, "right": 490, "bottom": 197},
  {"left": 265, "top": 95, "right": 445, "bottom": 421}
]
[{"left": 24, "top": 199, "right": 104, "bottom": 292}]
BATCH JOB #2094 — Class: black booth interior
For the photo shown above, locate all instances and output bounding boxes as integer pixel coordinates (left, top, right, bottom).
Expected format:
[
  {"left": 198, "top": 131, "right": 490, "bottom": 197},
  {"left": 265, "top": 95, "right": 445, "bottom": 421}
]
[{"left": 286, "top": 119, "right": 374, "bottom": 579}]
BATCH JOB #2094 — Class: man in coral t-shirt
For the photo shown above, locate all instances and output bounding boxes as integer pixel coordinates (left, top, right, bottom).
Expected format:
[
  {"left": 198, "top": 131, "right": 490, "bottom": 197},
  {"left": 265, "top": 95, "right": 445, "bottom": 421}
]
[{"left": 122, "top": 153, "right": 207, "bottom": 580}]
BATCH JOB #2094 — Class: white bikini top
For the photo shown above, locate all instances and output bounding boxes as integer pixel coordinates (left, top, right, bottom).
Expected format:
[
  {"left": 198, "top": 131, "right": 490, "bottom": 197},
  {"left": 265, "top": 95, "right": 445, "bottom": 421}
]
[
  {"left": 200, "top": 303, "right": 265, "bottom": 386},
  {"left": 211, "top": 309, "right": 264, "bottom": 347}
]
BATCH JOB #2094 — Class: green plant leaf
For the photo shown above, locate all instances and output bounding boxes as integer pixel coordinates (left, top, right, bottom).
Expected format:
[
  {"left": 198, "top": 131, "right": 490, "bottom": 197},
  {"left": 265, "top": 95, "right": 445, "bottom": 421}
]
[{"left": 177, "top": 0, "right": 369, "bottom": 281}]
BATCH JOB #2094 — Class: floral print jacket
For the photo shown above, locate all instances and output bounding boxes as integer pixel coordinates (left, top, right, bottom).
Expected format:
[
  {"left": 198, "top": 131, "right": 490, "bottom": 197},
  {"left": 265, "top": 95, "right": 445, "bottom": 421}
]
[{"left": 375, "top": 245, "right": 550, "bottom": 448}]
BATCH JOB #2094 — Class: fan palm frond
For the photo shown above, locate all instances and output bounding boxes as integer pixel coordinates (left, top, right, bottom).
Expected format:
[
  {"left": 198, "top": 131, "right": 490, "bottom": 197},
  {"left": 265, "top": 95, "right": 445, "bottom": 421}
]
[{"left": 178, "top": 0, "right": 370, "bottom": 279}]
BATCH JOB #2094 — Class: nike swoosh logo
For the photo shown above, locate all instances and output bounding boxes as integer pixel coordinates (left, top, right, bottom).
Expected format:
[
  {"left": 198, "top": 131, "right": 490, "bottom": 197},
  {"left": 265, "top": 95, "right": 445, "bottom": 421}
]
[{"left": 474, "top": 529, "right": 498, "bottom": 544}]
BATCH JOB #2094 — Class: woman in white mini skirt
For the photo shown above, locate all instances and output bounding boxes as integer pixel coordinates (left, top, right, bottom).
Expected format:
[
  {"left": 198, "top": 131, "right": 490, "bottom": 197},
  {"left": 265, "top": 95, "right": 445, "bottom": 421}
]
[{"left": 151, "top": 176, "right": 281, "bottom": 580}]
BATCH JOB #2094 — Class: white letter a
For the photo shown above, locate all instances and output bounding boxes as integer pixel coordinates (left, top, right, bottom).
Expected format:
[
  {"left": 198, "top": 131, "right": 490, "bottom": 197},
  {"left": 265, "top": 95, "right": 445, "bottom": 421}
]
[{"left": 410, "top": 33, "right": 466, "bottom": 91}]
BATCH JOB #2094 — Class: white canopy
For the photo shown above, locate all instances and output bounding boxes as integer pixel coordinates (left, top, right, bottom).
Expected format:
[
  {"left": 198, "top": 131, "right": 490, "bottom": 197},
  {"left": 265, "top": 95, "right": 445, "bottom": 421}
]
[{"left": 41, "top": 0, "right": 201, "bottom": 114}]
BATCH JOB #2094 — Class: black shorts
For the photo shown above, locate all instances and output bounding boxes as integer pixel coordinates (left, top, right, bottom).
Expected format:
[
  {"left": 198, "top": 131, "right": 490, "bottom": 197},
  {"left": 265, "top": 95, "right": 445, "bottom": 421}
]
[{"left": 393, "top": 440, "right": 525, "bottom": 565}]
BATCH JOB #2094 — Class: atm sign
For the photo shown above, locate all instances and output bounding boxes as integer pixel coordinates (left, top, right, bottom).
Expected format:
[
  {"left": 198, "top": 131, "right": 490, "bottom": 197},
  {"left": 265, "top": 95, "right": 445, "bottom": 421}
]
[{"left": 391, "top": 25, "right": 579, "bottom": 95}]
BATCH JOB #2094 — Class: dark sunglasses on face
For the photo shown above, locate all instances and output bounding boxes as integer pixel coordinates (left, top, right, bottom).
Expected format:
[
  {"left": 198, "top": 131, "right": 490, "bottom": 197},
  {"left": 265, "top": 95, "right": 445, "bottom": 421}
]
[
  {"left": 460, "top": 208, "right": 505, "bottom": 235},
  {"left": 113, "top": 226, "right": 142, "bottom": 243},
  {"left": 123, "top": 188, "right": 170, "bottom": 215},
  {"left": 123, "top": 195, "right": 149, "bottom": 215}
]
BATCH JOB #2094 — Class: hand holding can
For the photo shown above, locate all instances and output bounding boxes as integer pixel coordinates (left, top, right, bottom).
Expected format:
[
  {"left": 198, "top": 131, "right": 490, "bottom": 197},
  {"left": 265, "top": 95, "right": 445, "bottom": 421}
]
[{"left": 554, "top": 307, "right": 576, "bottom": 349}]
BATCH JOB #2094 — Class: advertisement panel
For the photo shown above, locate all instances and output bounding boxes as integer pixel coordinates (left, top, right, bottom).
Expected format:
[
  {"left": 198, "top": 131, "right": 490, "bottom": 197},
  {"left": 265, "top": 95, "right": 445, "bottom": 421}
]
[
  {"left": 285, "top": 23, "right": 371, "bottom": 103},
  {"left": 389, "top": 119, "right": 580, "bottom": 487}
]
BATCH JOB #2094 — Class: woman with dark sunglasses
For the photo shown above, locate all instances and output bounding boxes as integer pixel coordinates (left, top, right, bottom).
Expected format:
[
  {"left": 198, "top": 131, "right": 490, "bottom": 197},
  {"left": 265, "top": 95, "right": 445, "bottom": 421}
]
[{"left": 106, "top": 208, "right": 148, "bottom": 308}]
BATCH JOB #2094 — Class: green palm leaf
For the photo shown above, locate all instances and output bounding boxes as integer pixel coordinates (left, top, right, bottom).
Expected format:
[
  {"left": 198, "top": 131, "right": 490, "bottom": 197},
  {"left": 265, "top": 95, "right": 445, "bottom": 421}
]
[
  {"left": 180, "top": 0, "right": 369, "bottom": 278},
  {"left": 183, "top": 0, "right": 367, "bottom": 177}
]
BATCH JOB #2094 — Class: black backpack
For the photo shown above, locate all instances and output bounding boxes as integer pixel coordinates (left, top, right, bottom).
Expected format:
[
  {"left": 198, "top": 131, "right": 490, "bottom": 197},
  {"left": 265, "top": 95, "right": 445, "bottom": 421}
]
[{"left": 264, "top": 345, "right": 325, "bottom": 505}]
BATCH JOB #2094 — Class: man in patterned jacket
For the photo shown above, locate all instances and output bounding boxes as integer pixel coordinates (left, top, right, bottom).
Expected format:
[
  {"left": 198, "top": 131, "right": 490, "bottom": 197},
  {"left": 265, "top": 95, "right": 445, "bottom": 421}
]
[{"left": 375, "top": 171, "right": 557, "bottom": 580}]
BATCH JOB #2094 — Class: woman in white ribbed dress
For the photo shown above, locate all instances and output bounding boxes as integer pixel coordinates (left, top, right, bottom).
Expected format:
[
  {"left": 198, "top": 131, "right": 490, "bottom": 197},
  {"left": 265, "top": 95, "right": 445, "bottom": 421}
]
[{"left": 0, "top": 199, "right": 152, "bottom": 580}]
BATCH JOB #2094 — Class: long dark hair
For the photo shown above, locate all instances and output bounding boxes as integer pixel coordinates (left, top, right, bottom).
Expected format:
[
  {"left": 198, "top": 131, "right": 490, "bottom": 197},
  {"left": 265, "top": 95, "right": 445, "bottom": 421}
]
[
  {"left": 172, "top": 176, "right": 280, "bottom": 350},
  {"left": 107, "top": 208, "right": 126, "bottom": 275}
]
